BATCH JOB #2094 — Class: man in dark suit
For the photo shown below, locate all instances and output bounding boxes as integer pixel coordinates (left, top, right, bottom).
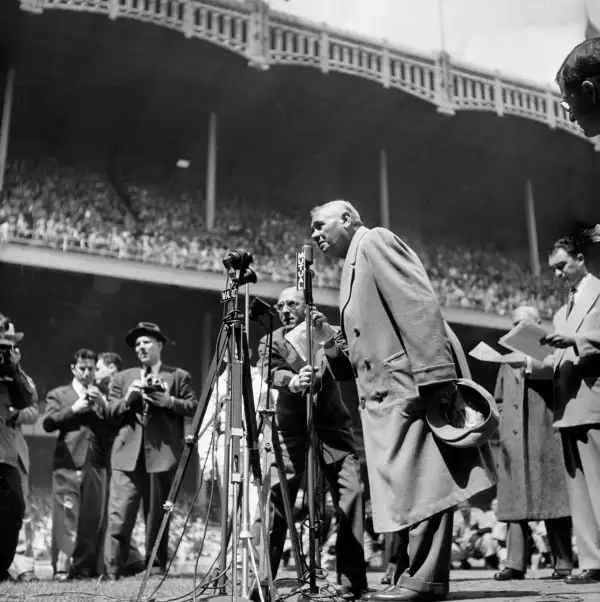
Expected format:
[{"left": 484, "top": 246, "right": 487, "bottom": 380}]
[
  {"left": 540, "top": 234, "right": 600, "bottom": 585},
  {"left": 0, "top": 315, "right": 36, "bottom": 582},
  {"left": 310, "top": 200, "right": 496, "bottom": 602},
  {"left": 94, "top": 352, "right": 145, "bottom": 578},
  {"left": 104, "top": 322, "right": 197, "bottom": 580},
  {"left": 492, "top": 305, "right": 572, "bottom": 581},
  {"left": 42, "top": 348, "right": 110, "bottom": 580},
  {"left": 253, "top": 286, "right": 367, "bottom": 597}
]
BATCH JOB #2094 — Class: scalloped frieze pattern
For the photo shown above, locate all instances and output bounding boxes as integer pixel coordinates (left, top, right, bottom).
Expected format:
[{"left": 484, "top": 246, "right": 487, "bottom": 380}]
[{"left": 20, "top": 0, "right": 592, "bottom": 147}]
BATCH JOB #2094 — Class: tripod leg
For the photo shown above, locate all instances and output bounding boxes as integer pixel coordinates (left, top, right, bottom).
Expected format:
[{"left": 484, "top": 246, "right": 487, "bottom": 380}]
[{"left": 135, "top": 321, "right": 230, "bottom": 602}]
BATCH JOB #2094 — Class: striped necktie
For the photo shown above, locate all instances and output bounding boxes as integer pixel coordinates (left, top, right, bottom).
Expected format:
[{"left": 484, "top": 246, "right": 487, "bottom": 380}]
[{"left": 567, "top": 286, "right": 577, "bottom": 316}]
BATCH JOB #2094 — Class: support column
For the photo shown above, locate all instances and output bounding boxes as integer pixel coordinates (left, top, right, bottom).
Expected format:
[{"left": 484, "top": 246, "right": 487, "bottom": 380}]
[
  {"left": 379, "top": 149, "right": 390, "bottom": 229},
  {"left": 0, "top": 67, "right": 16, "bottom": 195},
  {"left": 525, "top": 179, "right": 541, "bottom": 278},
  {"left": 205, "top": 112, "right": 218, "bottom": 231}
]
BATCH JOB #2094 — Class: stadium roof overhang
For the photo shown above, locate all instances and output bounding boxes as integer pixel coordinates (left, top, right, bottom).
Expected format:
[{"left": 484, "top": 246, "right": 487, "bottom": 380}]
[{"left": 2, "top": 0, "right": 600, "bottom": 253}]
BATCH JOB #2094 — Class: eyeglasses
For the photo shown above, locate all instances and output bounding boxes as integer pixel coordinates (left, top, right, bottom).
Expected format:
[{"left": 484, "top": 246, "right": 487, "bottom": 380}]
[{"left": 275, "top": 300, "right": 300, "bottom": 311}]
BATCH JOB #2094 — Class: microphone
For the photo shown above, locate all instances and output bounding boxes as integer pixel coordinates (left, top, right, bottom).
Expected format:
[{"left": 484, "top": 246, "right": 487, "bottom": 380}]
[
  {"left": 302, "top": 244, "right": 314, "bottom": 265},
  {"left": 250, "top": 297, "right": 274, "bottom": 321}
]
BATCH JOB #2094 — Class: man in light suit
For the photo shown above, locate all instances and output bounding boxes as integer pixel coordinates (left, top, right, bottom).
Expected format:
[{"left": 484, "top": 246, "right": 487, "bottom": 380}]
[
  {"left": 310, "top": 200, "right": 496, "bottom": 602},
  {"left": 540, "top": 234, "right": 600, "bottom": 585},
  {"left": 43, "top": 348, "right": 111, "bottom": 580},
  {"left": 8, "top": 343, "right": 39, "bottom": 583},
  {"left": 104, "top": 322, "right": 197, "bottom": 580},
  {"left": 252, "top": 286, "right": 367, "bottom": 598}
]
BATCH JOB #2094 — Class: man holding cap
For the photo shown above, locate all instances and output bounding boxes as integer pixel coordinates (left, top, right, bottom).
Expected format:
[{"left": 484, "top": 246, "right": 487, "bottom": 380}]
[
  {"left": 310, "top": 201, "right": 496, "bottom": 602},
  {"left": 104, "top": 322, "right": 197, "bottom": 580}
]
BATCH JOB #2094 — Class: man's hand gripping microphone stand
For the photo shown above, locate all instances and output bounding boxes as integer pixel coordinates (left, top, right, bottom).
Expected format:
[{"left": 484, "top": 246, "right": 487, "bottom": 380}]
[{"left": 297, "top": 244, "right": 322, "bottom": 596}]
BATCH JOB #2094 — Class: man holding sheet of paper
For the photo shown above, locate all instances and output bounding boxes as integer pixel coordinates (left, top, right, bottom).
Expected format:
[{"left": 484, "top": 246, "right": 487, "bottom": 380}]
[
  {"left": 538, "top": 232, "right": 600, "bottom": 585},
  {"left": 490, "top": 306, "right": 572, "bottom": 583}
]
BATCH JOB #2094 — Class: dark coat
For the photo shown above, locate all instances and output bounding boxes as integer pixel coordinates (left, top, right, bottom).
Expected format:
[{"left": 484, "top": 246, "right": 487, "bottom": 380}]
[
  {"left": 325, "top": 226, "right": 496, "bottom": 532},
  {"left": 257, "top": 327, "right": 357, "bottom": 473},
  {"left": 494, "top": 364, "right": 570, "bottom": 521},
  {"left": 42, "top": 384, "right": 110, "bottom": 470},
  {"left": 107, "top": 364, "right": 197, "bottom": 473}
]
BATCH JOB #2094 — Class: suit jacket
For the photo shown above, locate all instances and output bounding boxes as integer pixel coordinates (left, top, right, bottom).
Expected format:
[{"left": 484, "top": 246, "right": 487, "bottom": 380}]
[
  {"left": 257, "top": 327, "right": 356, "bottom": 470},
  {"left": 0, "top": 368, "right": 36, "bottom": 470},
  {"left": 14, "top": 372, "right": 39, "bottom": 474},
  {"left": 551, "top": 274, "right": 600, "bottom": 428},
  {"left": 324, "top": 226, "right": 496, "bottom": 532},
  {"left": 108, "top": 365, "right": 197, "bottom": 473},
  {"left": 493, "top": 364, "right": 569, "bottom": 520},
  {"left": 42, "top": 384, "right": 111, "bottom": 470}
]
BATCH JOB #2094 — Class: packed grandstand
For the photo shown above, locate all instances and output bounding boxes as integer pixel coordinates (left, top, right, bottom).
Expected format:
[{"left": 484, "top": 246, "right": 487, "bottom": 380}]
[{"left": 0, "top": 155, "right": 568, "bottom": 320}]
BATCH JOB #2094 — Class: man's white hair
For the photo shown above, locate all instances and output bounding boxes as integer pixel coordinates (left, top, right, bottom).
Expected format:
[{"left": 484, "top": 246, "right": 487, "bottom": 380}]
[{"left": 310, "top": 200, "right": 363, "bottom": 227}]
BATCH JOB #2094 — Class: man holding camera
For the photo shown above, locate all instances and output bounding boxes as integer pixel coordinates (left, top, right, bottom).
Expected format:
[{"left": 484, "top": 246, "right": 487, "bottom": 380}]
[
  {"left": 254, "top": 287, "right": 367, "bottom": 598},
  {"left": 0, "top": 315, "right": 36, "bottom": 582},
  {"left": 104, "top": 322, "right": 198, "bottom": 580},
  {"left": 43, "top": 348, "right": 110, "bottom": 580}
]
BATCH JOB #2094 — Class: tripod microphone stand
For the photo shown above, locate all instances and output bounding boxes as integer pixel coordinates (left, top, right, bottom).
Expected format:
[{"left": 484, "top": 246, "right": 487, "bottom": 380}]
[
  {"left": 296, "top": 244, "right": 322, "bottom": 600},
  {"left": 135, "top": 250, "right": 271, "bottom": 602}
]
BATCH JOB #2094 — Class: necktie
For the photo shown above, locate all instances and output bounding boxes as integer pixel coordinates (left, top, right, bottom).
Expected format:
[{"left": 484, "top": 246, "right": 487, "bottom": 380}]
[{"left": 567, "top": 287, "right": 577, "bottom": 316}]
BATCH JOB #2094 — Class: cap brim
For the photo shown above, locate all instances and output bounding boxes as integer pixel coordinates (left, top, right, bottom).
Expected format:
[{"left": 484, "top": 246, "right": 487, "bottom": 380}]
[{"left": 125, "top": 328, "right": 168, "bottom": 348}]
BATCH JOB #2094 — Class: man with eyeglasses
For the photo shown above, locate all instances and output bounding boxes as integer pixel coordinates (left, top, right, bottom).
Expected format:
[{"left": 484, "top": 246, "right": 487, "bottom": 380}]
[
  {"left": 556, "top": 38, "right": 600, "bottom": 137},
  {"left": 253, "top": 287, "right": 367, "bottom": 599}
]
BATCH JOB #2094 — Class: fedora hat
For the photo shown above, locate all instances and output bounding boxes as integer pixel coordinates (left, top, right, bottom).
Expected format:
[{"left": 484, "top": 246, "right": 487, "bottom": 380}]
[
  {"left": 125, "top": 322, "right": 169, "bottom": 348},
  {"left": 425, "top": 378, "right": 499, "bottom": 449}
]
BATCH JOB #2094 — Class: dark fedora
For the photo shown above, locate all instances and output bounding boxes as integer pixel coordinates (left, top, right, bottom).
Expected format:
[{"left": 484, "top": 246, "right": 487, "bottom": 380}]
[{"left": 125, "top": 322, "right": 169, "bottom": 348}]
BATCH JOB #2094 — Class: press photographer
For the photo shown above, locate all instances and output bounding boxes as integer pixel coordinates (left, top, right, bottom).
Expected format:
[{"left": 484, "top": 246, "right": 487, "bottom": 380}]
[
  {"left": 104, "top": 322, "right": 198, "bottom": 580},
  {"left": 0, "top": 314, "right": 36, "bottom": 582}
]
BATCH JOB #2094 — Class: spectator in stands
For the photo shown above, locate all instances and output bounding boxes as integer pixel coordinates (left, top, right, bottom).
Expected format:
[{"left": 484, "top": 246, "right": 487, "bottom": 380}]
[
  {"left": 42, "top": 348, "right": 111, "bottom": 580},
  {"left": 452, "top": 501, "right": 499, "bottom": 570}
]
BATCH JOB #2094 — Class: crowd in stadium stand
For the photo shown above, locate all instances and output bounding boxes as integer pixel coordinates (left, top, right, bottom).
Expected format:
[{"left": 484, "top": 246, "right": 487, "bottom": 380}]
[{"left": 0, "top": 157, "right": 567, "bottom": 319}]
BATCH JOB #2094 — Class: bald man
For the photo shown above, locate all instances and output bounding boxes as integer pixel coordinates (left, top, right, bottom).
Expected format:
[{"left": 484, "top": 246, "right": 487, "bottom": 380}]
[
  {"left": 311, "top": 200, "right": 496, "bottom": 602},
  {"left": 252, "top": 286, "right": 367, "bottom": 598},
  {"left": 493, "top": 306, "right": 572, "bottom": 581}
]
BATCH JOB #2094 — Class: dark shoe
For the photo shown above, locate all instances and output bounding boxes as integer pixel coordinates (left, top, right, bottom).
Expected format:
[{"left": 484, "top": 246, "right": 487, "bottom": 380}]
[
  {"left": 459, "top": 560, "right": 472, "bottom": 570},
  {"left": 104, "top": 574, "right": 119, "bottom": 581},
  {"left": 149, "top": 566, "right": 166, "bottom": 577},
  {"left": 53, "top": 572, "right": 71, "bottom": 582},
  {"left": 122, "top": 561, "right": 145, "bottom": 577},
  {"left": 0, "top": 571, "right": 15, "bottom": 582},
  {"left": 493, "top": 568, "right": 525, "bottom": 581},
  {"left": 372, "top": 586, "right": 445, "bottom": 602},
  {"left": 564, "top": 569, "right": 600, "bottom": 584},
  {"left": 17, "top": 571, "right": 38, "bottom": 582},
  {"left": 549, "top": 569, "right": 571, "bottom": 579}
]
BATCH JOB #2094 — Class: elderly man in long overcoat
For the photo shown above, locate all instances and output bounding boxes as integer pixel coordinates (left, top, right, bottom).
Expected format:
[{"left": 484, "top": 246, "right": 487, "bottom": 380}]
[
  {"left": 492, "top": 306, "right": 572, "bottom": 581},
  {"left": 309, "top": 200, "right": 496, "bottom": 602}
]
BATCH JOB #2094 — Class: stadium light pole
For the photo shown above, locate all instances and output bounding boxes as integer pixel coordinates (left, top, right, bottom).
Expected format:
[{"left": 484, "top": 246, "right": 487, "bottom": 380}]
[
  {"left": 379, "top": 148, "right": 390, "bottom": 228},
  {"left": 0, "top": 67, "right": 15, "bottom": 195},
  {"left": 206, "top": 112, "right": 218, "bottom": 231}
]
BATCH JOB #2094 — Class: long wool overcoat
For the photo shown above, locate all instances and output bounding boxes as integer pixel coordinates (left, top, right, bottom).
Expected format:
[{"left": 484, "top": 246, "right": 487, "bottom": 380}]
[
  {"left": 325, "top": 226, "right": 497, "bottom": 533},
  {"left": 494, "top": 364, "right": 570, "bottom": 521}
]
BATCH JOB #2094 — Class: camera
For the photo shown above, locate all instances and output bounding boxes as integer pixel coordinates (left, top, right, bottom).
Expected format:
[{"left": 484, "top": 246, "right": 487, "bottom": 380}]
[
  {"left": 223, "top": 248, "right": 253, "bottom": 274},
  {"left": 0, "top": 340, "right": 15, "bottom": 377},
  {"left": 143, "top": 373, "right": 167, "bottom": 395}
]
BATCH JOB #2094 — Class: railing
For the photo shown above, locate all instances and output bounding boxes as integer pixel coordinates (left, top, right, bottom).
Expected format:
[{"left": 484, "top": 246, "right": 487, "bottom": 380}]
[{"left": 17, "top": 0, "right": 595, "bottom": 148}]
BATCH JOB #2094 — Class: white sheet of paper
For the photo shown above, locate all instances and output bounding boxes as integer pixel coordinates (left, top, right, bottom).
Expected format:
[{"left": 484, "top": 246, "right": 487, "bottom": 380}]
[
  {"left": 469, "top": 342, "right": 526, "bottom": 364},
  {"left": 498, "top": 319, "right": 553, "bottom": 362}
]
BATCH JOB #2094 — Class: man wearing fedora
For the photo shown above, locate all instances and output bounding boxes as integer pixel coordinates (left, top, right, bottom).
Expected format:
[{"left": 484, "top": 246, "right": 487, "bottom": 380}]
[
  {"left": 0, "top": 314, "right": 37, "bottom": 582},
  {"left": 104, "top": 322, "right": 197, "bottom": 579},
  {"left": 309, "top": 201, "right": 497, "bottom": 602}
]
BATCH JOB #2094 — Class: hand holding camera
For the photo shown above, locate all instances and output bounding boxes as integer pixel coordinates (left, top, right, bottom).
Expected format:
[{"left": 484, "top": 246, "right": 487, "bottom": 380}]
[
  {"left": 125, "top": 380, "right": 145, "bottom": 409},
  {"left": 142, "top": 374, "right": 172, "bottom": 409},
  {"left": 85, "top": 385, "right": 106, "bottom": 409},
  {"left": 72, "top": 397, "right": 92, "bottom": 414}
]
